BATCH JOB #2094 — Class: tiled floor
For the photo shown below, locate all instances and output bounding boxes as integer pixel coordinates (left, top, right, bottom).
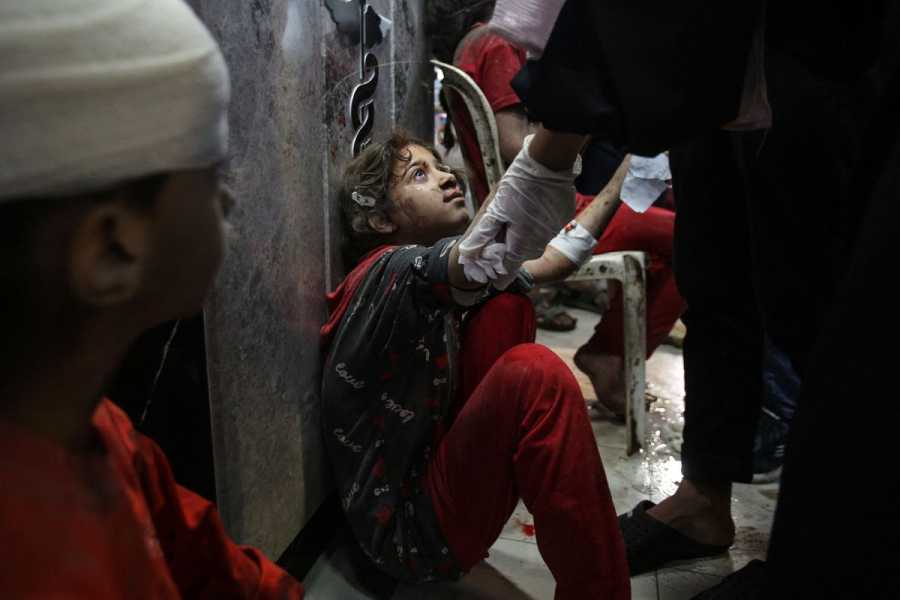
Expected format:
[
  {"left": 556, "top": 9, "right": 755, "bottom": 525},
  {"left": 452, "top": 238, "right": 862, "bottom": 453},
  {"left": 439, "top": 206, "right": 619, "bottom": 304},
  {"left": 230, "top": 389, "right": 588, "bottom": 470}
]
[{"left": 305, "top": 308, "right": 777, "bottom": 599}]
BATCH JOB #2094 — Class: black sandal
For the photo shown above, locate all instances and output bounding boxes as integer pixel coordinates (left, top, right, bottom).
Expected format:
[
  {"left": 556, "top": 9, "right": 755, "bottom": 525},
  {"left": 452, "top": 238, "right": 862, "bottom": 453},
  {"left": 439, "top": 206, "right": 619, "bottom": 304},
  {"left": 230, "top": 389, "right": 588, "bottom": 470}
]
[{"left": 618, "top": 500, "right": 731, "bottom": 576}]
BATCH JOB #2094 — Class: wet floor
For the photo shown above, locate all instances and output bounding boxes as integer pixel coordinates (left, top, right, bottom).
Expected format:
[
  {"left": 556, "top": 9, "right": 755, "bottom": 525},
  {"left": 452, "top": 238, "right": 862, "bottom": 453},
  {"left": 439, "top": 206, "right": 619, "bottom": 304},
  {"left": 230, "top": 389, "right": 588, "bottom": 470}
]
[{"left": 304, "top": 308, "right": 777, "bottom": 599}]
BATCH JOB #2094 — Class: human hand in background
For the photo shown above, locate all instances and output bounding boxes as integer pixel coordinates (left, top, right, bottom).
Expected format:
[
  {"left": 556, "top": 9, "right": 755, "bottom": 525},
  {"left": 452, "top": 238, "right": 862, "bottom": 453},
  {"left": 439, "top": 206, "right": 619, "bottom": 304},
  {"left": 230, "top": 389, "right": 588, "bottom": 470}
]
[{"left": 457, "top": 133, "right": 579, "bottom": 290}]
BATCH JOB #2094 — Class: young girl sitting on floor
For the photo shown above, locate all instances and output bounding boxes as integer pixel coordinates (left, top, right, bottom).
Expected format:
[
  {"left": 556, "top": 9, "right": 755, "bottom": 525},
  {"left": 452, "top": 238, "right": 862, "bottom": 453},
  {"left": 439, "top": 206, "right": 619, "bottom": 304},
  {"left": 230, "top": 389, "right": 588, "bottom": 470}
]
[{"left": 320, "top": 130, "right": 630, "bottom": 599}]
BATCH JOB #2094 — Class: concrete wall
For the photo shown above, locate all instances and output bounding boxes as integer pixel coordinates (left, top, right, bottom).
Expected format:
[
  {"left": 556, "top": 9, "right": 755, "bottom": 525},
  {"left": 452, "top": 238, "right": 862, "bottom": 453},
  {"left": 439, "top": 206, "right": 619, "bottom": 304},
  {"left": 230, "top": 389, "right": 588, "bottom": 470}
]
[{"left": 189, "top": 0, "right": 433, "bottom": 559}]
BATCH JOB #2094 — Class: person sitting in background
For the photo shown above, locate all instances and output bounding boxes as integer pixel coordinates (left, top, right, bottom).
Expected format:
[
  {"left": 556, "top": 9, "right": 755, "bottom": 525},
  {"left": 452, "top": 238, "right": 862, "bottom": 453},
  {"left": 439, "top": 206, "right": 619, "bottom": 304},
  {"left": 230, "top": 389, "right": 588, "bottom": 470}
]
[
  {"left": 0, "top": 1, "right": 303, "bottom": 597},
  {"left": 427, "top": 0, "right": 685, "bottom": 418},
  {"left": 320, "top": 130, "right": 630, "bottom": 599}
]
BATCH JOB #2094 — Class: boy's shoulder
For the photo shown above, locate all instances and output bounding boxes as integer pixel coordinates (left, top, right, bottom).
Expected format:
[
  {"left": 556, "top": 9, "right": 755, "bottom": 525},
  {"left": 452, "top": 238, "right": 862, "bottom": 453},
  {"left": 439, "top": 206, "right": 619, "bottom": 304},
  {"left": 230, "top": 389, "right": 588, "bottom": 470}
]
[
  {"left": 455, "top": 26, "right": 525, "bottom": 69},
  {"left": 93, "top": 399, "right": 140, "bottom": 449}
]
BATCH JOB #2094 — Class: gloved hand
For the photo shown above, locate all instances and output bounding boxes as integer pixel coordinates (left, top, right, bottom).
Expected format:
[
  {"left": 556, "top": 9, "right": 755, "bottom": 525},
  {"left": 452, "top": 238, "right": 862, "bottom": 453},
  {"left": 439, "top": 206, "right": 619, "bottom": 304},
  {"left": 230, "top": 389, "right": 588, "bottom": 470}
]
[{"left": 457, "top": 134, "right": 578, "bottom": 290}]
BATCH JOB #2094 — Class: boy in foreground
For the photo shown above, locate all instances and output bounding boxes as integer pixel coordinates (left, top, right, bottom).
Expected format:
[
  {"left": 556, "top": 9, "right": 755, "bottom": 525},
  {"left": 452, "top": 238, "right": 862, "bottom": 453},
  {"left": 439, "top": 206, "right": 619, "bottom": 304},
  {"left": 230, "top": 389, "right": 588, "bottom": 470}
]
[{"left": 0, "top": 1, "right": 303, "bottom": 597}]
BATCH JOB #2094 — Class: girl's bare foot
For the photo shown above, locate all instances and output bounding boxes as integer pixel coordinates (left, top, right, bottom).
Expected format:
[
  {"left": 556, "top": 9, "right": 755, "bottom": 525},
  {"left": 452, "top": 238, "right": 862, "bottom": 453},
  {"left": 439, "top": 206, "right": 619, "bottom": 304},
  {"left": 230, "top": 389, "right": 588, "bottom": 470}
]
[{"left": 573, "top": 348, "right": 625, "bottom": 418}]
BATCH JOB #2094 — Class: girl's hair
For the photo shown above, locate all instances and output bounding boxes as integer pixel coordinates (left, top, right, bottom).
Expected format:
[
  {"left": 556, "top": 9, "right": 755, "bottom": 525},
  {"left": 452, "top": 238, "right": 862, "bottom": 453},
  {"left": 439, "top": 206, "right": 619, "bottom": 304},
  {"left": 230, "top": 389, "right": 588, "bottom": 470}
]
[
  {"left": 426, "top": 0, "right": 496, "bottom": 63},
  {"left": 338, "top": 130, "right": 465, "bottom": 263}
]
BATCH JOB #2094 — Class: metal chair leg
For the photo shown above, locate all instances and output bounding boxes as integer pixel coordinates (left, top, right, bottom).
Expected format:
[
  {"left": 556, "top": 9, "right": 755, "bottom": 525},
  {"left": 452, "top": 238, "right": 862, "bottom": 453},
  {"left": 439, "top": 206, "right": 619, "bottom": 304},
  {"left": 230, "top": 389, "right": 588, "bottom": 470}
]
[
  {"left": 620, "top": 253, "right": 647, "bottom": 456},
  {"left": 568, "top": 251, "right": 647, "bottom": 455}
]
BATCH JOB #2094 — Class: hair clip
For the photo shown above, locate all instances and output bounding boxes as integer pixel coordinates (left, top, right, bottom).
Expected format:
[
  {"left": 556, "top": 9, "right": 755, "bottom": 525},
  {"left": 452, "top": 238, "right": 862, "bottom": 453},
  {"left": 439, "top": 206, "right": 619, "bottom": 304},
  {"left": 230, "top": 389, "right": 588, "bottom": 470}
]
[{"left": 351, "top": 190, "right": 376, "bottom": 208}]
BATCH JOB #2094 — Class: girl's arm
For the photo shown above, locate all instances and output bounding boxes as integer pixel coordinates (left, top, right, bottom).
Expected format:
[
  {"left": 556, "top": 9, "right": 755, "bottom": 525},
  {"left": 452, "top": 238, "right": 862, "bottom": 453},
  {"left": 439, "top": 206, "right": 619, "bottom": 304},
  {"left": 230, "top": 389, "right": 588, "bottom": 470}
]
[{"left": 524, "top": 155, "right": 629, "bottom": 284}]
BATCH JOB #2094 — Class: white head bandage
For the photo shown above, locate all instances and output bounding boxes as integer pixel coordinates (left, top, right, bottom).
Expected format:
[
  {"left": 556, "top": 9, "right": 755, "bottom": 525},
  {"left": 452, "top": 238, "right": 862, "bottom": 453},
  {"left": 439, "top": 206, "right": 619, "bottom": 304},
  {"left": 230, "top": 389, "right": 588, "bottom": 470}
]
[{"left": 0, "top": 0, "right": 230, "bottom": 202}]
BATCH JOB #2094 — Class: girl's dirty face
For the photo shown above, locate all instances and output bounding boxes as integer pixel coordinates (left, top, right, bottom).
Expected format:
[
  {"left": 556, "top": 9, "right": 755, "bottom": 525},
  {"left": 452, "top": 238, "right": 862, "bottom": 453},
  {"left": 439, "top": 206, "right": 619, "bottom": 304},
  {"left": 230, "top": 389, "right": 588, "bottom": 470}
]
[{"left": 386, "top": 144, "right": 470, "bottom": 245}]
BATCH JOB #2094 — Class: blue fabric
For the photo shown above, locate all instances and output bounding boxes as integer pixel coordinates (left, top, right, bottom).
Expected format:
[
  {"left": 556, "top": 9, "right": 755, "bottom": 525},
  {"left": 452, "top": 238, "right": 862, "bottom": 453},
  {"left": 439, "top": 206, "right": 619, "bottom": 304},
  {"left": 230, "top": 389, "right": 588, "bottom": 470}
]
[
  {"left": 761, "top": 337, "right": 799, "bottom": 423},
  {"left": 753, "top": 338, "right": 799, "bottom": 474}
]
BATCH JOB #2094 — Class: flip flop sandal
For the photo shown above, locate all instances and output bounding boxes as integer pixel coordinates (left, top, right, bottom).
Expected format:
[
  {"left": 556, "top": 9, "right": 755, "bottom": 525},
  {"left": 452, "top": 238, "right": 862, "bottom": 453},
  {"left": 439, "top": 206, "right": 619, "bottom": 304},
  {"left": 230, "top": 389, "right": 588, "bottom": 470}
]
[
  {"left": 535, "top": 304, "right": 578, "bottom": 332},
  {"left": 558, "top": 287, "right": 606, "bottom": 314},
  {"left": 618, "top": 500, "right": 731, "bottom": 576}
]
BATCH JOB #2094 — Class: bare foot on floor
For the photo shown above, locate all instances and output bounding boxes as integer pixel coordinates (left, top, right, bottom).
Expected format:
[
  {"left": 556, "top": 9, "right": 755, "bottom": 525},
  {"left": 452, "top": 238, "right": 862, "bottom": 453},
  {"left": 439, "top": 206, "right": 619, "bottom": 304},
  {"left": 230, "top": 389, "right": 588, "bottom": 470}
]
[
  {"left": 646, "top": 479, "right": 736, "bottom": 547},
  {"left": 573, "top": 348, "right": 626, "bottom": 418}
]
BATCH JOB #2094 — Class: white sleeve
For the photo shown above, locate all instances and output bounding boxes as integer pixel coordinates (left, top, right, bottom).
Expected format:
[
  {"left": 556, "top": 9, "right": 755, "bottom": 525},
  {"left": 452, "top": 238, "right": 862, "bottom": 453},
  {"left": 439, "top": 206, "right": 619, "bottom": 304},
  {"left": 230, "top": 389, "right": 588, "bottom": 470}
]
[{"left": 489, "top": 0, "right": 568, "bottom": 59}]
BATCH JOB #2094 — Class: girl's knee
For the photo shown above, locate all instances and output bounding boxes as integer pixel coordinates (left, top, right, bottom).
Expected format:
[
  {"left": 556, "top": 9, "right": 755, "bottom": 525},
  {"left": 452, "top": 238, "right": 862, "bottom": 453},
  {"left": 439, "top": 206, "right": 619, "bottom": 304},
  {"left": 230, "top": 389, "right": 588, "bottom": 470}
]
[
  {"left": 482, "top": 292, "right": 535, "bottom": 322},
  {"left": 492, "top": 345, "right": 586, "bottom": 422},
  {"left": 496, "top": 344, "right": 577, "bottom": 389},
  {"left": 467, "top": 293, "right": 536, "bottom": 346}
]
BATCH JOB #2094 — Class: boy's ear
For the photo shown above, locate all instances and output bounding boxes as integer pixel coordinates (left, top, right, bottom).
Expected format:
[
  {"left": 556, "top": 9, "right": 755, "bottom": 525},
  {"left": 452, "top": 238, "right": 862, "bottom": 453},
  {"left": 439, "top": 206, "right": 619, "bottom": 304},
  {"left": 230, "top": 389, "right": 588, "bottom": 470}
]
[
  {"left": 69, "top": 196, "right": 153, "bottom": 308},
  {"left": 367, "top": 210, "right": 397, "bottom": 235}
]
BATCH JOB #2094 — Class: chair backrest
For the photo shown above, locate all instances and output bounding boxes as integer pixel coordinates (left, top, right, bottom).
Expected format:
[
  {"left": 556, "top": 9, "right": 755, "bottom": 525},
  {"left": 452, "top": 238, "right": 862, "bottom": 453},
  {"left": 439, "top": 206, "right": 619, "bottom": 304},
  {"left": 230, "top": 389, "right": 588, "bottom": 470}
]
[{"left": 432, "top": 58, "right": 505, "bottom": 201}]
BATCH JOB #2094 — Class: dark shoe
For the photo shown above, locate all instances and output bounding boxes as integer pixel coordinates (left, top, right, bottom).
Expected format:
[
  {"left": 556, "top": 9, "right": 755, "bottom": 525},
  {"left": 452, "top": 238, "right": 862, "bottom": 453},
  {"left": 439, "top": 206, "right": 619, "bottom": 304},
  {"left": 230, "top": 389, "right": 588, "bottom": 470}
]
[
  {"left": 691, "top": 560, "right": 768, "bottom": 599},
  {"left": 752, "top": 408, "right": 788, "bottom": 482},
  {"left": 531, "top": 287, "right": 578, "bottom": 332},
  {"left": 618, "top": 500, "right": 731, "bottom": 576},
  {"left": 751, "top": 465, "right": 782, "bottom": 484}
]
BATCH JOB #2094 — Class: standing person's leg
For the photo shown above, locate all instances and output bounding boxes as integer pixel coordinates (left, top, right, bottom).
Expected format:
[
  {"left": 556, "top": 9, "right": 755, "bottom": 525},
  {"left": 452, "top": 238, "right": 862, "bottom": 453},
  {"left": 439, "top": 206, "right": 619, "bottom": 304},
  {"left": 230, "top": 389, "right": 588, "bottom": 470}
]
[
  {"left": 425, "top": 344, "right": 630, "bottom": 600},
  {"left": 766, "top": 118, "right": 900, "bottom": 600},
  {"left": 695, "top": 69, "right": 900, "bottom": 600},
  {"left": 574, "top": 205, "right": 685, "bottom": 415},
  {"left": 763, "top": 54, "right": 900, "bottom": 600},
  {"left": 663, "top": 130, "right": 763, "bottom": 525},
  {"left": 618, "top": 130, "right": 763, "bottom": 576},
  {"left": 679, "top": 49, "right": 886, "bottom": 600},
  {"left": 728, "top": 49, "right": 851, "bottom": 488},
  {"left": 741, "top": 48, "right": 875, "bottom": 377}
]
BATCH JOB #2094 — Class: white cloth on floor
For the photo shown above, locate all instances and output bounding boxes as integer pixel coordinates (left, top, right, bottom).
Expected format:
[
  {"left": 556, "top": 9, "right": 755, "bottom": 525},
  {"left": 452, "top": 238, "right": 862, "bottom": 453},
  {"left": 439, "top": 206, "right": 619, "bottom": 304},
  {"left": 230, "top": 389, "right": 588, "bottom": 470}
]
[
  {"left": 0, "top": 0, "right": 230, "bottom": 202},
  {"left": 458, "top": 134, "right": 577, "bottom": 290},
  {"left": 489, "top": 0, "right": 567, "bottom": 59},
  {"left": 620, "top": 153, "right": 671, "bottom": 213}
]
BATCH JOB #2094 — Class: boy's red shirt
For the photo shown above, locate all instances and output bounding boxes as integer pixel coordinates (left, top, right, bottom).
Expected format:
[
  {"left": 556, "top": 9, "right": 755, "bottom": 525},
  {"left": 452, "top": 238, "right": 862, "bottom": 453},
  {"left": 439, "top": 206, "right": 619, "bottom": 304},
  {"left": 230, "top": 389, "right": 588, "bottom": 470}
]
[
  {"left": 0, "top": 399, "right": 304, "bottom": 599},
  {"left": 450, "top": 24, "right": 527, "bottom": 204}
]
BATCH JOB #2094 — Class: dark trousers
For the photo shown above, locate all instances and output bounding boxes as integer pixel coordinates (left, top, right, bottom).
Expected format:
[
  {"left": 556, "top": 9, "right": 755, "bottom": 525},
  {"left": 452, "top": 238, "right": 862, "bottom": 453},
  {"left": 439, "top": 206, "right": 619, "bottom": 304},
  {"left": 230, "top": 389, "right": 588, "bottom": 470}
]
[
  {"left": 671, "top": 48, "right": 875, "bottom": 483},
  {"left": 766, "top": 60, "right": 900, "bottom": 598}
]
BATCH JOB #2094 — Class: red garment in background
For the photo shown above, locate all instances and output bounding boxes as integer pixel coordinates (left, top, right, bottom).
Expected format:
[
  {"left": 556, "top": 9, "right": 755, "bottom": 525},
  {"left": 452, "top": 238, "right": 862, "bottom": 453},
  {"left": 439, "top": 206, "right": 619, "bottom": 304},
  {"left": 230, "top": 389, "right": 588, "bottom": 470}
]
[
  {"left": 0, "top": 399, "right": 303, "bottom": 599},
  {"left": 451, "top": 25, "right": 526, "bottom": 204},
  {"left": 575, "top": 195, "right": 686, "bottom": 358},
  {"left": 426, "top": 293, "right": 630, "bottom": 600}
]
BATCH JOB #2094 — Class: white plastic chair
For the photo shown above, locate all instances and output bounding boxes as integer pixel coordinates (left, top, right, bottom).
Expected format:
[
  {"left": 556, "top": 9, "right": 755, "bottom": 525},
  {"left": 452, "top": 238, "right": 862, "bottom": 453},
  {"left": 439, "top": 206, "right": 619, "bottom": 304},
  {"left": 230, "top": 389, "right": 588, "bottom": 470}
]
[{"left": 434, "top": 59, "right": 648, "bottom": 454}]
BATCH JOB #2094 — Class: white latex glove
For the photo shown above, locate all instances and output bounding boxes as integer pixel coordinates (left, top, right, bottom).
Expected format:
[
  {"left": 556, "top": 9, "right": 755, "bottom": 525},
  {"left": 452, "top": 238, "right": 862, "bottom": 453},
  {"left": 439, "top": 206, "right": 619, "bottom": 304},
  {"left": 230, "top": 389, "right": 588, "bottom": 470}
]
[
  {"left": 490, "top": 0, "right": 567, "bottom": 59},
  {"left": 457, "top": 241, "right": 508, "bottom": 284},
  {"left": 458, "top": 134, "right": 578, "bottom": 290}
]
